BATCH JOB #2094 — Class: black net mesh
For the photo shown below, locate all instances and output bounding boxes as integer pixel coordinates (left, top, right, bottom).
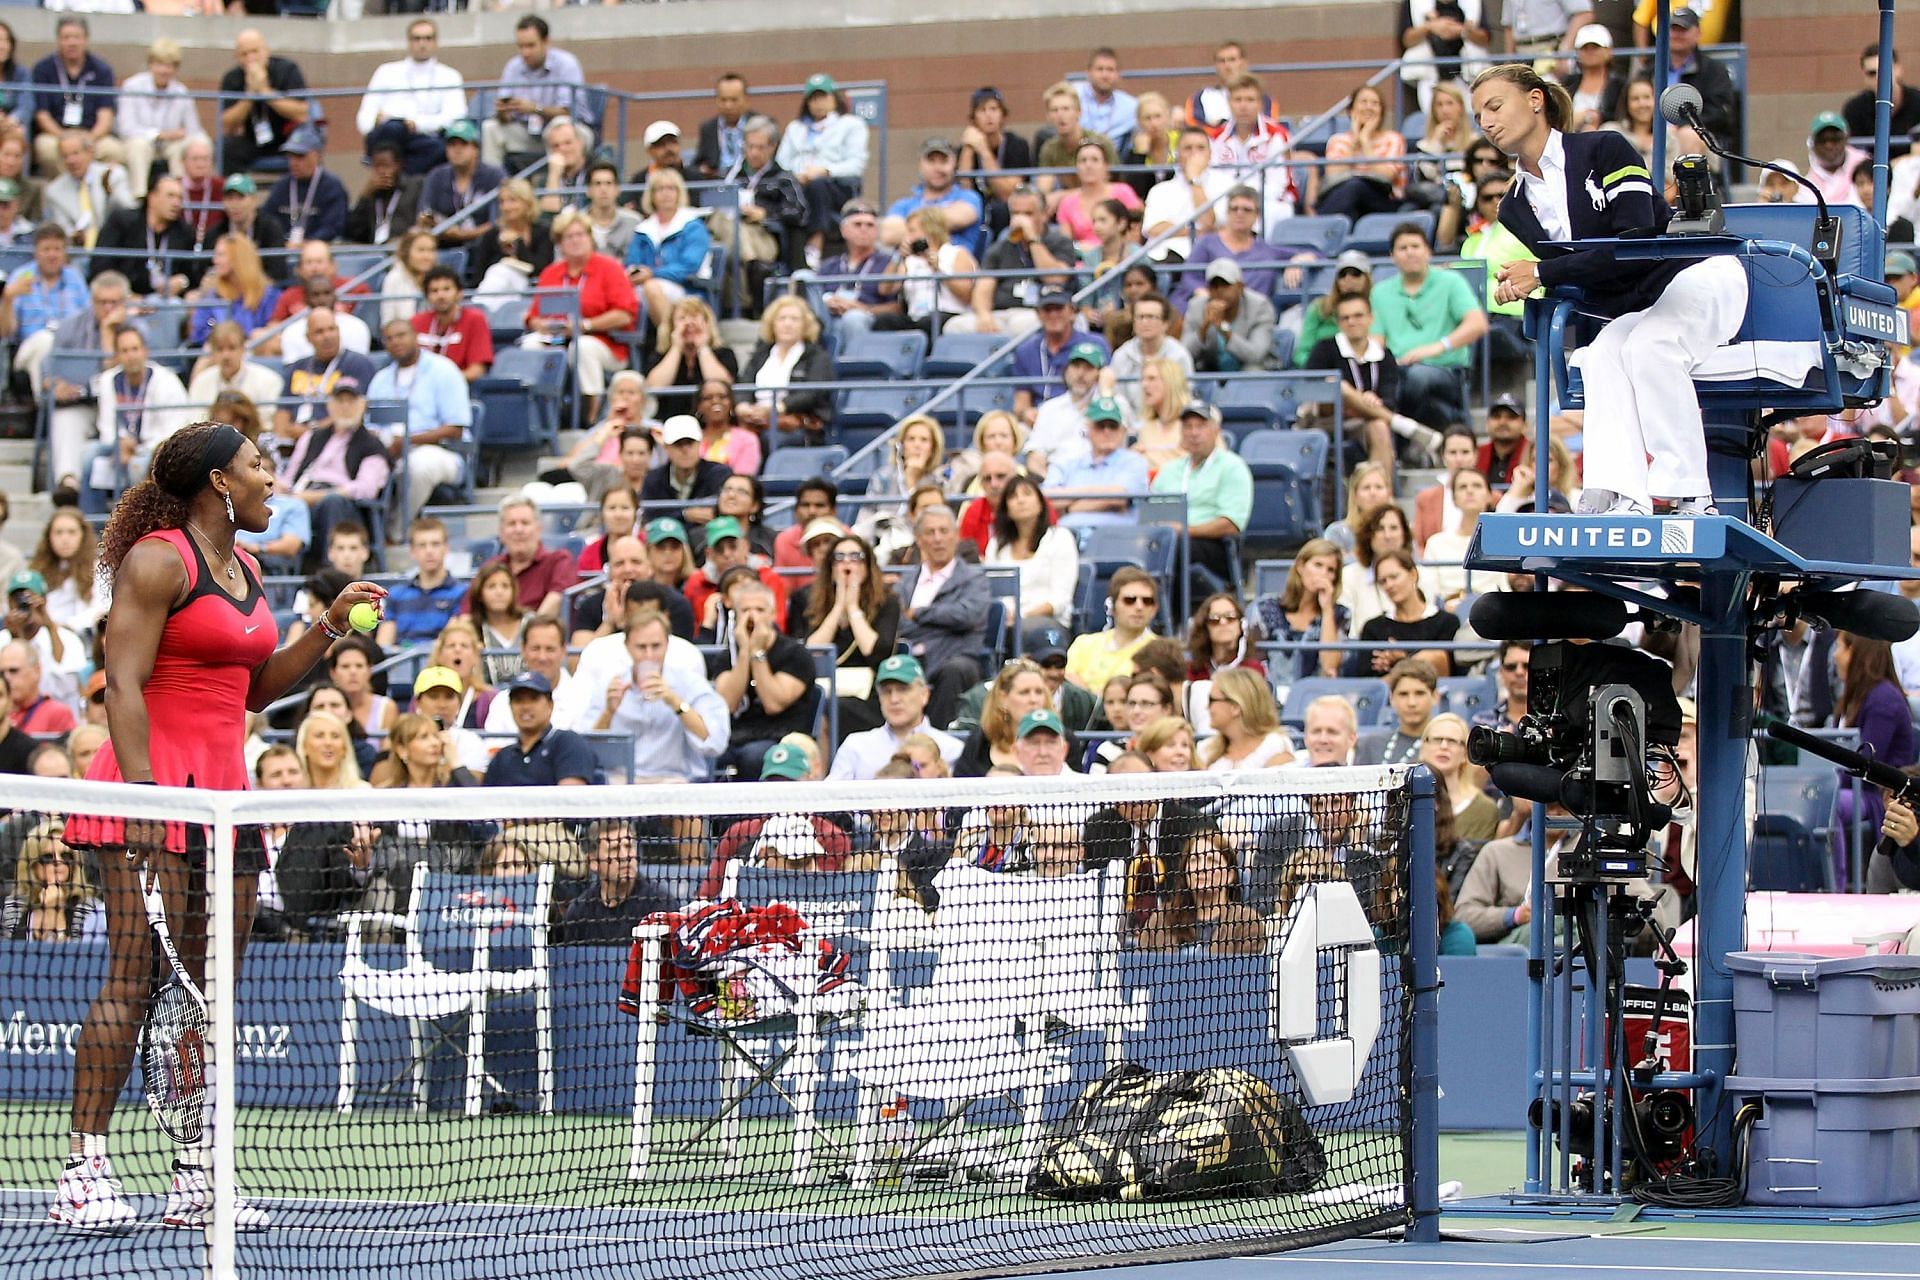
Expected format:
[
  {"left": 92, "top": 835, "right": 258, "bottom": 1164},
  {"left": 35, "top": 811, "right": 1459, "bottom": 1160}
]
[{"left": 0, "top": 767, "right": 1420, "bottom": 1278}]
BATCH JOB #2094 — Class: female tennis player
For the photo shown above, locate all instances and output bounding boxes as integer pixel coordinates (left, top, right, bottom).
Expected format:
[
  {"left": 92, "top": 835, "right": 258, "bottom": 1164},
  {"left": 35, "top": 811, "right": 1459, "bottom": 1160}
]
[
  {"left": 1471, "top": 63, "right": 1748, "bottom": 517},
  {"left": 54, "top": 423, "right": 385, "bottom": 1231}
]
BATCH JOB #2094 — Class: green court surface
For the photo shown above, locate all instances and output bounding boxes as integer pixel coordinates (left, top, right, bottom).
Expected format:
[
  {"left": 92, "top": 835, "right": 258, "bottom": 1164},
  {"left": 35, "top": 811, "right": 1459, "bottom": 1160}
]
[{"left": 0, "top": 1102, "right": 1400, "bottom": 1226}]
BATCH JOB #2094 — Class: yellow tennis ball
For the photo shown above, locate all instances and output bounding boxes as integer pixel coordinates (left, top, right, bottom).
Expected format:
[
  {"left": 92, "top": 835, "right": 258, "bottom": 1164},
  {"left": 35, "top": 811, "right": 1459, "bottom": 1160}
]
[{"left": 348, "top": 602, "right": 381, "bottom": 633}]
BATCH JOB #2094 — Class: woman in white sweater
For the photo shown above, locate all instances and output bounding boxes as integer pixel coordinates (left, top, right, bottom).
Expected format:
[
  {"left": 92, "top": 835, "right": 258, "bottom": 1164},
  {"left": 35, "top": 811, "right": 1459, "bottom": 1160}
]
[
  {"left": 776, "top": 74, "right": 872, "bottom": 266},
  {"left": 983, "top": 474, "right": 1079, "bottom": 649}
]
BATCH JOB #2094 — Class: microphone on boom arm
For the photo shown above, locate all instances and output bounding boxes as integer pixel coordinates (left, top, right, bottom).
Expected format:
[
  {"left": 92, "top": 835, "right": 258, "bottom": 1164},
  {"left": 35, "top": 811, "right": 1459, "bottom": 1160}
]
[{"left": 1659, "top": 84, "right": 1841, "bottom": 263}]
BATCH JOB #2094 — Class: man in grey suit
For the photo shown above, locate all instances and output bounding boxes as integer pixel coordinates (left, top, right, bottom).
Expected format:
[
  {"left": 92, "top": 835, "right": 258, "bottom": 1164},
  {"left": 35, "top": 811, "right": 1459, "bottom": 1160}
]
[
  {"left": 897, "top": 504, "right": 988, "bottom": 729},
  {"left": 42, "top": 131, "right": 131, "bottom": 247}
]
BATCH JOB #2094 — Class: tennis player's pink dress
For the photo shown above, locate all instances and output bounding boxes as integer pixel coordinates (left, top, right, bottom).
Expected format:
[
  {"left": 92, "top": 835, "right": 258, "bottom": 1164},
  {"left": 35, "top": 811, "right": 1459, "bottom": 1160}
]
[{"left": 66, "top": 528, "right": 278, "bottom": 858}]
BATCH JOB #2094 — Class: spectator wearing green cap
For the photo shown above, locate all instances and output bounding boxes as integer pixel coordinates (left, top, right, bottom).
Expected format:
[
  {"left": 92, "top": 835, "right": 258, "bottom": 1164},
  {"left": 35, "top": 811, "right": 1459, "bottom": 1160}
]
[
  {"left": 1808, "top": 110, "right": 1868, "bottom": 209},
  {"left": 1026, "top": 341, "right": 1131, "bottom": 478},
  {"left": 778, "top": 74, "right": 870, "bottom": 268},
  {"left": 0, "top": 177, "right": 30, "bottom": 247},
  {"left": 1013, "top": 707, "right": 1077, "bottom": 776},
  {"left": 420, "top": 122, "right": 506, "bottom": 247},
  {"left": 827, "top": 653, "right": 962, "bottom": 780},
  {"left": 682, "top": 514, "right": 792, "bottom": 636},
  {"left": 1010, "top": 293, "right": 1108, "bottom": 423},
  {"left": 357, "top": 18, "right": 468, "bottom": 175}
]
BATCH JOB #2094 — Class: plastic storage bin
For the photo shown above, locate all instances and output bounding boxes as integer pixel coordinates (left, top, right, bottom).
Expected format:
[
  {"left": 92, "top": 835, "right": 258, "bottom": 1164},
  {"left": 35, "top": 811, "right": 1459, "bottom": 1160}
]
[
  {"left": 1729, "top": 951, "right": 1920, "bottom": 1079},
  {"left": 1728, "top": 1074, "right": 1920, "bottom": 1208}
]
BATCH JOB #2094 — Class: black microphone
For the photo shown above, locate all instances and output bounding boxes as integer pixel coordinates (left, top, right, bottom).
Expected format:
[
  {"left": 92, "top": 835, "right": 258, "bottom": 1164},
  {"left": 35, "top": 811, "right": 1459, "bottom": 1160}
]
[
  {"left": 1794, "top": 588, "right": 1920, "bottom": 643},
  {"left": 1763, "top": 716, "right": 1920, "bottom": 888},
  {"left": 1658, "top": 84, "right": 1841, "bottom": 264},
  {"left": 1488, "top": 762, "right": 1675, "bottom": 826},
  {"left": 1471, "top": 592, "right": 1628, "bottom": 642}
]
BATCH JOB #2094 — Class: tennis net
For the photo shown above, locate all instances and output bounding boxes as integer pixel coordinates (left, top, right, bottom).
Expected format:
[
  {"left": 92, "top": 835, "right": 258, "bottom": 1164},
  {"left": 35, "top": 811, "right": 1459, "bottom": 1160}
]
[{"left": 0, "top": 765, "right": 1436, "bottom": 1279}]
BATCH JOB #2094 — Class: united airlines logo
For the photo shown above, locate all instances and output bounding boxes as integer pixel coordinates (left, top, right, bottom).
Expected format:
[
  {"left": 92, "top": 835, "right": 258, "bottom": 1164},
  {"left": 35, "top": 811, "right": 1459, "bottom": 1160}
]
[
  {"left": 1514, "top": 524, "right": 1656, "bottom": 550},
  {"left": 1661, "top": 520, "right": 1695, "bottom": 554}
]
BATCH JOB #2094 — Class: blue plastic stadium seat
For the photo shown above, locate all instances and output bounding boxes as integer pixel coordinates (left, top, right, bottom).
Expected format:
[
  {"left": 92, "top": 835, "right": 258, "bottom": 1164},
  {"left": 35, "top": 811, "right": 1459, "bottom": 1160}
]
[
  {"left": 1239, "top": 429, "right": 1330, "bottom": 554},
  {"left": 1347, "top": 210, "right": 1433, "bottom": 256},
  {"left": 925, "top": 333, "right": 1012, "bottom": 380},
  {"left": 835, "top": 330, "right": 928, "bottom": 380},
  {"left": 1266, "top": 215, "right": 1347, "bottom": 257},
  {"left": 1280, "top": 677, "right": 1390, "bottom": 729},
  {"left": 761, "top": 446, "right": 848, "bottom": 496}
]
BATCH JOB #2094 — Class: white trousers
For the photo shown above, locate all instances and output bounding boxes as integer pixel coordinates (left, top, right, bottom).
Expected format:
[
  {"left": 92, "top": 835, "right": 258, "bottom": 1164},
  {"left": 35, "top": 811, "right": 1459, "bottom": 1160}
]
[
  {"left": 943, "top": 309, "right": 1042, "bottom": 338},
  {"left": 518, "top": 332, "right": 626, "bottom": 398},
  {"left": 1575, "top": 255, "right": 1749, "bottom": 507},
  {"left": 121, "top": 133, "right": 203, "bottom": 198},
  {"left": 397, "top": 443, "right": 464, "bottom": 524},
  {"left": 16, "top": 329, "right": 55, "bottom": 394},
  {"left": 48, "top": 405, "right": 96, "bottom": 488}
]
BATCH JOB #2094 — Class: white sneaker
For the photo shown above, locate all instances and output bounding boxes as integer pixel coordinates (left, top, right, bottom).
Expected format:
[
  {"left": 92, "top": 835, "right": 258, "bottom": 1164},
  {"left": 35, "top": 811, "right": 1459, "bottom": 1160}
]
[
  {"left": 50, "top": 1155, "right": 137, "bottom": 1231},
  {"left": 1576, "top": 488, "right": 1652, "bottom": 517},
  {"left": 164, "top": 1164, "right": 270, "bottom": 1231}
]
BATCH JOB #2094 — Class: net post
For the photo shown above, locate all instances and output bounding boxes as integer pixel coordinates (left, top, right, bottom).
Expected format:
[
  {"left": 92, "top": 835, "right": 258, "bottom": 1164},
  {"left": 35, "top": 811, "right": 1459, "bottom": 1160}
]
[
  {"left": 1404, "top": 766, "right": 1442, "bottom": 1244},
  {"left": 209, "top": 799, "right": 239, "bottom": 1280}
]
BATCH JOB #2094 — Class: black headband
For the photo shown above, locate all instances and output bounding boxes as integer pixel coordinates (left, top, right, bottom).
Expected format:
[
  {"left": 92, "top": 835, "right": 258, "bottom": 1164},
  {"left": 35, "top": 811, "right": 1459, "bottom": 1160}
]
[{"left": 161, "top": 424, "right": 247, "bottom": 500}]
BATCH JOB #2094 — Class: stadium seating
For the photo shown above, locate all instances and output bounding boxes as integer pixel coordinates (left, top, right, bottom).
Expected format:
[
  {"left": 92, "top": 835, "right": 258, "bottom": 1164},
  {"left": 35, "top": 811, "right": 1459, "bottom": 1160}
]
[
  {"left": 1266, "top": 215, "right": 1347, "bottom": 257},
  {"left": 835, "top": 331, "right": 928, "bottom": 381},
  {"left": 761, "top": 446, "right": 849, "bottom": 496},
  {"left": 1347, "top": 210, "right": 1434, "bottom": 256},
  {"left": 1281, "top": 677, "right": 1389, "bottom": 728},
  {"left": 1239, "top": 429, "right": 1330, "bottom": 556}
]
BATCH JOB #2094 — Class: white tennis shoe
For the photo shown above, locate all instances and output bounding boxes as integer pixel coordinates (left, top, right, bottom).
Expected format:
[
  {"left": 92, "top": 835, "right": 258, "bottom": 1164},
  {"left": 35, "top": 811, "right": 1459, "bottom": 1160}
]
[
  {"left": 50, "top": 1154, "right": 137, "bottom": 1231},
  {"left": 164, "top": 1163, "right": 271, "bottom": 1231}
]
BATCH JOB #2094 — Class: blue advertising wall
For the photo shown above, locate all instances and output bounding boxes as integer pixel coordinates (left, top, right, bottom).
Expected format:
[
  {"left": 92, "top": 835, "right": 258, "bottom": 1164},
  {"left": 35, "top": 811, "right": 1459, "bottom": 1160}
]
[{"left": 0, "top": 942, "right": 1584, "bottom": 1130}]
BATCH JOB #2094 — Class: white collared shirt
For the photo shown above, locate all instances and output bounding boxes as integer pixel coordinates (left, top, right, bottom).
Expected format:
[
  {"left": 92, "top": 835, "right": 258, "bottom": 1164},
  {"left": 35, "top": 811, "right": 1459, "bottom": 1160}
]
[{"left": 1518, "top": 129, "right": 1572, "bottom": 243}]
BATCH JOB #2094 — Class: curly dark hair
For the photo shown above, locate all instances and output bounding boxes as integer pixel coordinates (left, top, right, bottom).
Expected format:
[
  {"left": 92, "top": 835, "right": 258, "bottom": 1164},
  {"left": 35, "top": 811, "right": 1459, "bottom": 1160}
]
[{"left": 96, "top": 422, "right": 226, "bottom": 582}]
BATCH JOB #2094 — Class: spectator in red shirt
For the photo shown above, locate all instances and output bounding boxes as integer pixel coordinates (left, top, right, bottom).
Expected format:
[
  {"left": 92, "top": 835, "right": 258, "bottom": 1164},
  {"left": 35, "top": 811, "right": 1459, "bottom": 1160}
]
[
  {"left": 521, "top": 206, "right": 637, "bottom": 424},
  {"left": 3, "top": 639, "right": 75, "bottom": 736},
  {"left": 266, "top": 239, "right": 371, "bottom": 325},
  {"left": 957, "top": 451, "right": 1061, "bottom": 555},
  {"left": 411, "top": 265, "right": 493, "bottom": 382},
  {"left": 681, "top": 516, "right": 791, "bottom": 634},
  {"left": 696, "top": 764, "right": 852, "bottom": 899},
  {"left": 771, "top": 476, "right": 841, "bottom": 588},
  {"left": 480, "top": 494, "right": 578, "bottom": 617},
  {"left": 1476, "top": 393, "right": 1532, "bottom": 487}
]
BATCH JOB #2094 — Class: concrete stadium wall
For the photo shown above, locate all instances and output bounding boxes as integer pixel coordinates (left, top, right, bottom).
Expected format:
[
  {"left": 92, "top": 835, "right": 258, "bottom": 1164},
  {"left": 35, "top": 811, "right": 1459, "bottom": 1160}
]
[{"left": 0, "top": 0, "right": 1895, "bottom": 200}]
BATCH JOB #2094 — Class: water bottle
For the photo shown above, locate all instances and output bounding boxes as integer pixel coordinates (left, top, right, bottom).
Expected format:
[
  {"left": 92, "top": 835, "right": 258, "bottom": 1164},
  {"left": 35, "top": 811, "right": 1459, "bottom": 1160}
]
[
  {"left": 877, "top": 1099, "right": 904, "bottom": 1187},
  {"left": 890, "top": 1095, "right": 915, "bottom": 1174}
]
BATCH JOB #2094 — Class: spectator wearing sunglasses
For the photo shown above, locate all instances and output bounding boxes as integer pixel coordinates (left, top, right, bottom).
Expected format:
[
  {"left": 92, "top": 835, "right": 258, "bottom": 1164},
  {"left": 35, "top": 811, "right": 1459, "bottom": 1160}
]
[{"left": 1065, "top": 567, "right": 1161, "bottom": 694}]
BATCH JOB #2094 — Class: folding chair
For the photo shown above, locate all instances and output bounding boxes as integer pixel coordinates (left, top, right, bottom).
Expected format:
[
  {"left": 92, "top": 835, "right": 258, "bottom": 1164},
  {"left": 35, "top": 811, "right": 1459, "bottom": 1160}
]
[
  {"left": 337, "top": 861, "right": 554, "bottom": 1117},
  {"left": 629, "top": 863, "right": 886, "bottom": 1184},
  {"left": 844, "top": 860, "right": 1136, "bottom": 1186}
]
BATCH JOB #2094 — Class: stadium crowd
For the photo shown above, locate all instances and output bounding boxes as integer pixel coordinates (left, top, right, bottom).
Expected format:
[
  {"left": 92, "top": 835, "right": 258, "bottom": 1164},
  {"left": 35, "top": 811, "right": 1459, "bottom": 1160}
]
[{"left": 2, "top": 4, "right": 1916, "bottom": 954}]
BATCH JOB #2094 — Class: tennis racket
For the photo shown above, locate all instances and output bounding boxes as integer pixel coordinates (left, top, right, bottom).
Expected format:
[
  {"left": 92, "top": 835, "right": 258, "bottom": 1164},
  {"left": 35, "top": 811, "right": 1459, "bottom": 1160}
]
[{"left": 139, "top": 864, "right": 208, "bottom": 1144}]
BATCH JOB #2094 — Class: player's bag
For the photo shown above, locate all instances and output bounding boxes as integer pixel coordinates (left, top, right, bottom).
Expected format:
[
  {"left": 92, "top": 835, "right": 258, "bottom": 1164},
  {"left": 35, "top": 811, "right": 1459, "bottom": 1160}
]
[{"left": 1029, "top": 1063, "right": 1326, "bottom": 1201}]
